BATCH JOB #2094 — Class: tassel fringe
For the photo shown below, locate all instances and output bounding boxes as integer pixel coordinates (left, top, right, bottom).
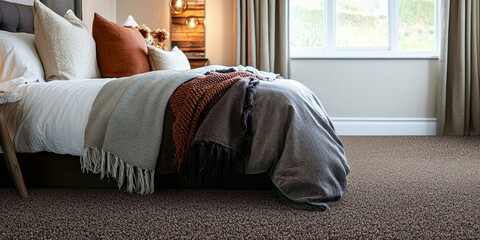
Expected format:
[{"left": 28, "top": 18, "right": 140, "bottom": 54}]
[
  {"left": 184, "top": 140, "right": 239, "bottom": 183},
  {"left": 183, "top": 77, "right": 260, "bottom": 182},
  {"left": 81, "top": 147, "right": 155, "bottom": 195},
  {"left": 241, "top": 78, "right": 259, "bottom": 156}
]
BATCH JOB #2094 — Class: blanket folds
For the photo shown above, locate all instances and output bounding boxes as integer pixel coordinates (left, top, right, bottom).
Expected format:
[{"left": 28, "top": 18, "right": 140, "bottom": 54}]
[
  {"left": 81, "top": 70, "right": 204, "bottom": 194},
  {"left": 169, "top": 71, "right": 255, "bottom": 172},
  {"left": 81, "top": 65, "right": 349, "bottom": 210},
  {"left": 245, "top": 80, "right": 349, "bottom": 210},
  {"left": 188, "top": 77, "right": 350, "bottom": 210},
  {"left": 184, "top": 77, "right": 259, "bottom": 182}
]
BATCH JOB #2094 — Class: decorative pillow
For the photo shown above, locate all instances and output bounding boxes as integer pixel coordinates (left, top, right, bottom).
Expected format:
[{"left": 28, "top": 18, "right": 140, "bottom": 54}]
[
  {"left": 93, "top": 13, "right": 150, "bottom": 78},
  {"left": 0, "top": 31, "right": 45, "bottom": 84},
  {"left": 147, "top": 46, "right": 191, "bottom": 71},
  {"left": 123, "top": 15, "right": 139, "bottom": 27},
  {"left": 33, "top": 0, "right": 100, "bottom": 80}
]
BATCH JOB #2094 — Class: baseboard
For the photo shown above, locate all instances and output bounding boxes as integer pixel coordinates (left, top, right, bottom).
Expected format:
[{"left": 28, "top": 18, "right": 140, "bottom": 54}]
[{"left": 331, "top": 118, "right": 437, "bottom": 136}]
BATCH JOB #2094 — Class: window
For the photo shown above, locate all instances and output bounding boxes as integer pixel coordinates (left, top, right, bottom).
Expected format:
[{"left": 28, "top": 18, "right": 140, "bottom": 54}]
[{"left": 290, "top": 0, "right": 439, "bottom": 58}]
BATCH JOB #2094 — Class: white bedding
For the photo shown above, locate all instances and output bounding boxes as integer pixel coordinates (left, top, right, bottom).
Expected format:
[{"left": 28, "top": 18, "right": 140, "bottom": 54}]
[
  {"left": 4, "top": 77, "right": 113, "bottom": 155},
  {"left": 1, "top": 65, "right": 222, "bottom": 155}
]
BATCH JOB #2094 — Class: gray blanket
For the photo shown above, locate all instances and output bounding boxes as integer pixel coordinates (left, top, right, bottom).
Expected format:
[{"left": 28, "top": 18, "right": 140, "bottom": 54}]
[
  {"left": 81, "top": 65, "right": 349, "bottom": 210},
  {"left": 81, "top": 69, "right": 208, "bottom": 194},
  {"left": 192, "top": 78, "right": 350, "bottom": 210}
]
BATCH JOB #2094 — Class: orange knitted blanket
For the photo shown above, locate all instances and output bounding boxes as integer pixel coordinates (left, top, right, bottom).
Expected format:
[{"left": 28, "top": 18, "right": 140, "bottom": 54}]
[{"left": 169, "top": 71, "right": 255, "bottom": 172}]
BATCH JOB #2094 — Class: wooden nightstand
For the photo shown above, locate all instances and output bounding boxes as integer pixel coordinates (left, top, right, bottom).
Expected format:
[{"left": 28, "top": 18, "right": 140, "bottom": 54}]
[
  {"left": 0, "top": 92, "right": 28, "bottom": 198},
  {"left": 188, "top": 58, "right": 209, "bottom": 69}
]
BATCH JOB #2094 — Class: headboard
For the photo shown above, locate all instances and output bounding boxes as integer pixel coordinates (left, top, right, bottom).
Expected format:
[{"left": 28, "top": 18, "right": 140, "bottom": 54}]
[{"left": 0, "top": 0, "right": 82, "bottom": 34}]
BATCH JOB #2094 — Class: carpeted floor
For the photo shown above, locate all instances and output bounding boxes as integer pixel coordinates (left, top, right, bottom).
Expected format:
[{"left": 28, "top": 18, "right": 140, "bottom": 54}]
[{"left": 1, "top": 136, "right": 480, "bottom": 239}]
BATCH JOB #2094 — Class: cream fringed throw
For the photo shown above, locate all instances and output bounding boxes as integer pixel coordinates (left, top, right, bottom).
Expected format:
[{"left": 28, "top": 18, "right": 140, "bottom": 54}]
[{"left": 81, "top": 70, "right": 205, "bottom": 194}]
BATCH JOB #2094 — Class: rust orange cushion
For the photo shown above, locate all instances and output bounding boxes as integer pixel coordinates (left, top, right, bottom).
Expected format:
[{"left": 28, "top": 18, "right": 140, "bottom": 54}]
[{"left": 92, "top": 13, "right": 150, "bottom": 78}]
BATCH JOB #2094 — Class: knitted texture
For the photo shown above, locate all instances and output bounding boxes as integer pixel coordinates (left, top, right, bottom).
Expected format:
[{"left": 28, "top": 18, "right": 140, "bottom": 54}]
[
  {"left": 82, "top": 70, "right": 203, "bottom": 194},
  {"left": 169, "top": 71, "right": 255, "bottom": 172}
]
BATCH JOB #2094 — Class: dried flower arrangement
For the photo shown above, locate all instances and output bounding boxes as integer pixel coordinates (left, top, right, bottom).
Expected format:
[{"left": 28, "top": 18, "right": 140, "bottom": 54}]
[{"left": 135, "top": 24, "right": 169, "bottom": 50}]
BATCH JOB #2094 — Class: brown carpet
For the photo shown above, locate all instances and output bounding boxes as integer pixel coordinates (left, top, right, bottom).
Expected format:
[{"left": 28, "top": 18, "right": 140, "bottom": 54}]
[{"left": 1, "top": 136, "right": 480, "bottom": 239}]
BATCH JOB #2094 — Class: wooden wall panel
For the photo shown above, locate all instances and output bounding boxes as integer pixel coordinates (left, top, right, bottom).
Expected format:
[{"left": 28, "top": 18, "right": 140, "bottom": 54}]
[{"left": 170, "top": 0, "right": 205, "bottom": 58}]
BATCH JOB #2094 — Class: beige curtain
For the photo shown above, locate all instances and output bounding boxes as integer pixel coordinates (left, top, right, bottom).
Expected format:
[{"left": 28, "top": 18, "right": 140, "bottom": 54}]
[
  {"left": 438, "top": 0, "right": 480, "bottom": 135},
  {"left": 234, "top": 0, "right": 290, "bottom": 78}
]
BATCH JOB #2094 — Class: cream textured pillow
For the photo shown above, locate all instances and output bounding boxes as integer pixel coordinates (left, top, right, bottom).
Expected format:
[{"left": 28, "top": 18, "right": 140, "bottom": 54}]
[
  {"left": 33, "top": 0, "right": 100, "bottom": 80},
  {"left": 148, "top": 46, "right": 191, "bottom": 71}
]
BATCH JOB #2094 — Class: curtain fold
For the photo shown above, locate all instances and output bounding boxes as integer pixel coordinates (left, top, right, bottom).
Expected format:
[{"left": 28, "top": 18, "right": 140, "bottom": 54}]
[
  {"left": 235, "top": 0, "right": 290, "bottom": 78},
  {"left": 438, "top": 0, "right": 480, "bottom": 135}
]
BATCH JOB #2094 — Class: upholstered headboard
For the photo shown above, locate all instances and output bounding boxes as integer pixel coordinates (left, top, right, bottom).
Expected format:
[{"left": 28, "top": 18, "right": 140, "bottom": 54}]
[{"left": 0, "top": 0, "right": 82, "bottom": 34}]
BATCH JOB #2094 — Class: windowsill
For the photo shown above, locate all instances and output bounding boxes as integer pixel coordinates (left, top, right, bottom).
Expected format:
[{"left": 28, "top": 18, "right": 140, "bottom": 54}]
[
  {"left": 291, "top": 51, "right": 440, "bottom": 60},
  {"left": 291, "top": 55, "right": 439, "bottom": 60}
]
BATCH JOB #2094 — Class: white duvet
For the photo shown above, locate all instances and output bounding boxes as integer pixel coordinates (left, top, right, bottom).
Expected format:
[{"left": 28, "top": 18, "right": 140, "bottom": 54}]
[
  {"left": 3, "top": 77, "right": 113, "bottom": 155},
  {"left": 1, "top": 66, "right": 278, "bottom": 155}
]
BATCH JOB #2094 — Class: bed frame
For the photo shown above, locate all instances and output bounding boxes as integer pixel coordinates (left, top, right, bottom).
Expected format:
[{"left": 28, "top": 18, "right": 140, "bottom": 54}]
[{"left": 0, "top": 0, "right": 272, "bottom": 190}]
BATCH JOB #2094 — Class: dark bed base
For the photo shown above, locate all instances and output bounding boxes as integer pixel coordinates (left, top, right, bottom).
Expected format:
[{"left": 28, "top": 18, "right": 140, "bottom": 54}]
[{"left": 0, "top": 152, "right": 273, "bottom": 190}]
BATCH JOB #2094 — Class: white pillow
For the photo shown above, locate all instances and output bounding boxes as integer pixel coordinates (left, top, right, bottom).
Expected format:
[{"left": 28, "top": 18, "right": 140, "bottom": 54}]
[
  {"left": 147, "top": 46, "right": 191, "bottom": 71},
  {"left": 123, "top": 15, "right": 139, "bottom": 27},
  {"left": 33, "top": 0, "right": 100, "bottom": 80},
  {"left": 0, "top": 31, "right": 45, "bottom": 84}
]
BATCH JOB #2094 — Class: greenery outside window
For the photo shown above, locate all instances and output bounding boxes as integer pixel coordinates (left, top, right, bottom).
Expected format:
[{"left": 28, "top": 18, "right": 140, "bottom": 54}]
[{"left": 290, "top": 0, "right": 439, "bottom": 58}]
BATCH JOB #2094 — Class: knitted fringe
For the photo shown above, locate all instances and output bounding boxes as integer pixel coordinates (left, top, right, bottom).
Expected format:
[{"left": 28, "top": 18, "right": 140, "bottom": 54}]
[
  {"left": 184, "top": 140, "right": 239, "bottom": 183},
  {"left": 241, "top": 77, "right": 259, "bottom": 155},
  {"left": 80, "top": 147, "right": 155, "bottom": 195},
  {"left": 183, "top": 77, "right": 259, "bottom": 182}
]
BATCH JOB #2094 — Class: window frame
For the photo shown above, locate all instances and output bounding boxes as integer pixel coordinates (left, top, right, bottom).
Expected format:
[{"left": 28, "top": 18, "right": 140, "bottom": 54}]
[{"left": 290, "top": 0, "right": 441, "bottom": 59}]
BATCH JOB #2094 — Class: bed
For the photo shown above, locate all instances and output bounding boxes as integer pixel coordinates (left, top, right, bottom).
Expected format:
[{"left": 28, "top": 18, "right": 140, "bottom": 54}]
[{"left": 0, "top": 0, "right": 349, "bottom": 210}]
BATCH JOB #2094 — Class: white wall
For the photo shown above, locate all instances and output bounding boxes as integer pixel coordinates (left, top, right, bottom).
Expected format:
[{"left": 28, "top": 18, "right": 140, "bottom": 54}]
[
  {"left": 116, "top": 0, "right": 169, "bottom": 30},
  {"left": 82, "top": 0, "right": 117, "bottom": 32},
  {"left": 204, "top": 0, "right": 235, "bottom": 66},
  {"left": 113, "top": 0, "right": 438, "bottom": 134},
  {"left": 291, "top": 59, "right": 438, "bottom": 118}
]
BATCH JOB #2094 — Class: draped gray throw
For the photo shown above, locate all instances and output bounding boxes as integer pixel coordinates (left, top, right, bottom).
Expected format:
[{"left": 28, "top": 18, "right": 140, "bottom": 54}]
[
  {"left": 437, "top": 0, "right": 480, "bottom": 135},
  {"left": 235, "top": 0, "right": 290, "bottom": 78}
]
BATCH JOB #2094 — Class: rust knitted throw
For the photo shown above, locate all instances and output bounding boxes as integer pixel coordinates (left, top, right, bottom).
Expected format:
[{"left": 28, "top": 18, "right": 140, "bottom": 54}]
[{"left": 169, "top": 71, "right": 255, "bottom": 172}]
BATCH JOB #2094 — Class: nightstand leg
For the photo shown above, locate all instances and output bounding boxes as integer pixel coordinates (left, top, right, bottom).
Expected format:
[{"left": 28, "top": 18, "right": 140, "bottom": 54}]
[{"left": 0, "top": 113, "right": 28, "bottom": 198}]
